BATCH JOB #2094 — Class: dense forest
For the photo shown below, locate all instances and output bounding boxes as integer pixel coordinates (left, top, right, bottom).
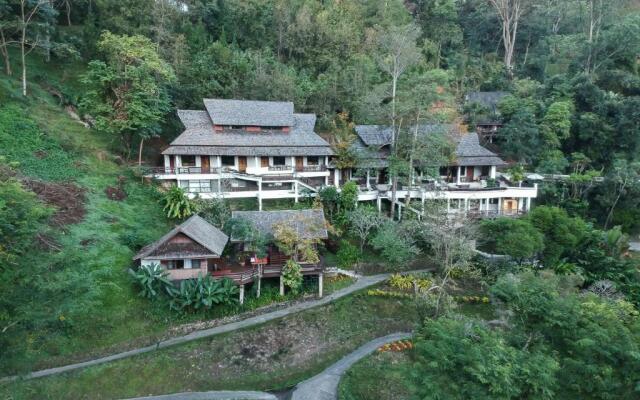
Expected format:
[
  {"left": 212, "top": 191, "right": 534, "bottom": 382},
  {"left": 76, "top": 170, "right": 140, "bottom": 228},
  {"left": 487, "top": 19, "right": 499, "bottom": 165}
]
[{"left": 1, "top": 0, "right": 640, "bottom": 399}]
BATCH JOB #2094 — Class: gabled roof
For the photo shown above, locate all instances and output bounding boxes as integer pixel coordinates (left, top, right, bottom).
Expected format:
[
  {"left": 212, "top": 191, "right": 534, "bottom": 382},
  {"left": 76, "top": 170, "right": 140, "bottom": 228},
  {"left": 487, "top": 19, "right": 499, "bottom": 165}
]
[
  {"left": 230, "top": 209, "right": 328, "bottom": 241},
  {"left": 165, "top": 109, "right": 332, "bottom": 156},
  {"left": 204, "top": 99, "right": 294, "bottom": 127},
  {"left": 453, "top": 132, "right": 506, "bottom": 166},
  {"left": 133, "top": 215, "right": 228, "bottom": 260},
  {"left": 352, "top": 124, "right": 505, "bottom": 167},
  {"left": 354, "top": 125, "right": 393, "bottom": 147}
]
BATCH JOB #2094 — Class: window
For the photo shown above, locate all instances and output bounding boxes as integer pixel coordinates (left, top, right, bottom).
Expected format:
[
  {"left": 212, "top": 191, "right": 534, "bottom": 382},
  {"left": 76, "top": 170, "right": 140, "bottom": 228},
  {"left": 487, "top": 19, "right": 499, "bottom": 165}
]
[
  {"left": 181, "top": 155, "right": 196, "bottom": 167},
  {"left": 221, "top": 156, "right": 235, "bottom": 167},
  {"left": 306, "top": 156, "right": 319, "bottom": 165},
  {"left": 184, "top": 180, "right": 212, "bottom": 193},
  {"left": 272, "top": 156, "right": 286, "bottom": 166},
  {"left": 165, "top": 260, "right": 184, "bottom": 270},
  {"left": 191, "top": 259, "right": 201, "bottom": 269}
]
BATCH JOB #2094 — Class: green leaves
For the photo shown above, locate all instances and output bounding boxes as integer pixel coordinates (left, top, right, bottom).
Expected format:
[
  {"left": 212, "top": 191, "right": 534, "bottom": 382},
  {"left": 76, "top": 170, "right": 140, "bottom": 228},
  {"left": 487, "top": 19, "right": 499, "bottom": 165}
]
[
  {"left": 168, "top": 276, "right": 238, "bottom": 312},
  {"left": 282, "top": 259, "right": 303, "bottom": 295},
  {"left": 161, "top": 186, "right": 194, "bottom": 220},
  {"left": 128, "top": 263, "right": 172, "bottom": 299}
]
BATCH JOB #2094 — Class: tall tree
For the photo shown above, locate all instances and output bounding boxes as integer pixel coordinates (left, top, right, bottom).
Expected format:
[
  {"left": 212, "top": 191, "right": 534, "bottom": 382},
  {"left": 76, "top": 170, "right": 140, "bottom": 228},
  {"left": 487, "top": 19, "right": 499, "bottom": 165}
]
[
  {"left": 488, "top": 0, "right": 529, "bottom": 77},
  {"left": 374, "top": 23, "right": 422, "bottom": 217},
  {"left": 81, "top": 32, "right": 175, "bottom": 162}
]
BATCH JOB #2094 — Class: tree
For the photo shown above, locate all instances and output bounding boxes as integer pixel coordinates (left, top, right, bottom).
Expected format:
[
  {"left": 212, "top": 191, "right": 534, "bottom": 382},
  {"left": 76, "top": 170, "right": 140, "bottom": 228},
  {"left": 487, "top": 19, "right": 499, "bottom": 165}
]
[
  {"left": 480, "top": 217, "right": 545, "bottom": 260},
  {"left": 282, "top": 259, "right": 303, "bottom": 294},
  {"left": 491, "top": 271, "right": 640, "bottom": 399},
  {"left": 81, "top": 32, "right": 175, "bottom": 162},
  {"left": 329, "top": 112, "right": 358, "bottom": 170},
  {"left": 273, "top": 218, "right": 322, "bottom": 264},
  {"left": 17, "top": 0, "right": 57, "bottom": 95},
  {"left": 527, "top": 206, "right": 587, "bottom": 266},
  {"left": 161, "top": 186, "right": 193, "bottom": 220},
  {"left": 374, "top": 23, "right": 422, "bottom": 217},
  {"left": 602, "top": 159, "right": 640, "bottom": 229},
  {"left": 192, "top": 198, "right": 231, "bottom": 229},
  {"left": 488, "top": 0, "right": 530, "bottom": 77},
  {"left": 412, "top": 316, "right": 559, "bottom": 399},
  {"left": 348, "top": 206, "right": 383, "bottom": 252},
  {"left": 339, "top": 180, "right": 358, "bottom": 213},
  {"left": 336, "top": 240, "right": 359, "bottom": 270},
  {"left": 370, "top": 220, "right": 420, "bottom": 269}
]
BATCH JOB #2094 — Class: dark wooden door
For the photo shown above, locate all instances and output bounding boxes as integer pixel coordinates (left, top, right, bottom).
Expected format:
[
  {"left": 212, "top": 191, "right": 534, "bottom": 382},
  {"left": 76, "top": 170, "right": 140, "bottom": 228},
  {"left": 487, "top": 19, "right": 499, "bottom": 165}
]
[
  {"left": 466, "top": 166, "right": 474, "bottom": 181},
  {"left": 295, "top": 157, "right": 304, "bottom": 171},
  {"left": 238, "top": 156, "right": 247, "bottom": 173},
  {"left": 261, "top": 157, "right": 269, "bottom": 168},
  {"left": 169, "top": 155, "right": 175, "bottom": 172},
  {"left": 201, "top": 156, "right": 210, "bottom": 173}
]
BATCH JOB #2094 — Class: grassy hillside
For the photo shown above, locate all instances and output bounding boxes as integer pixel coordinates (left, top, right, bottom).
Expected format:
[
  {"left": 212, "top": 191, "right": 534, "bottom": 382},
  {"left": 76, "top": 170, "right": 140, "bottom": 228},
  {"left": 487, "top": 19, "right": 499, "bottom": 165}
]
[{"left": 0, "top": 57, "right": 177, "bottom": 375}]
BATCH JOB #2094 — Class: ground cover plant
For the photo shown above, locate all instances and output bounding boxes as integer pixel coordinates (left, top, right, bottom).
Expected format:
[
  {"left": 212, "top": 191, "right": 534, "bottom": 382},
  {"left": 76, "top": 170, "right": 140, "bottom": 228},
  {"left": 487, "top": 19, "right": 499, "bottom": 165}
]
[{"left": 0, "top": 287, "right": 417, "bottom": 399}]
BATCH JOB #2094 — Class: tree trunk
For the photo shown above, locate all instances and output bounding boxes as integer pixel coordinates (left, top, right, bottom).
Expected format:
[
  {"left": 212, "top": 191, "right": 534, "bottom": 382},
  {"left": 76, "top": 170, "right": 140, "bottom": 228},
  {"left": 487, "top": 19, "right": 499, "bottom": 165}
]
[
  {"left": 66, "top": 0, "right": 72, "bottom": 26},
  {"left": 604, "top": 180, "right": 627, "bottom": 230},
  {"left": 138, "top": 137, "right": 145, "bottom": 166},
  {"left": 0, "top": 29, "right": 11, "bottom": 76},
  {"left": 21, "top": 40, "right": 27, "bottom": 96}
]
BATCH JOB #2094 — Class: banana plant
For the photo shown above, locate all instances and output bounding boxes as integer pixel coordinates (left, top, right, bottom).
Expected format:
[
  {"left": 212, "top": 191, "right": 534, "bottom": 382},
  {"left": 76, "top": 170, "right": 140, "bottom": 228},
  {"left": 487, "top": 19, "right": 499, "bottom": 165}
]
[{"left": 128, "top": 263, "right": 172, "bottom": 299}]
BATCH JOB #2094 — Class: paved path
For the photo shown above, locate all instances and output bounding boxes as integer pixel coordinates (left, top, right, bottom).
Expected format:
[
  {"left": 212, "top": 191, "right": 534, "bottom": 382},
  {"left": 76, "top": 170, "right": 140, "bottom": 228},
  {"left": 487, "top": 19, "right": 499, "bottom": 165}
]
[
  {"left": 1, "top": 270, "right": 428, "bottom": 384},
  {"left": 629, "top": 241, "right": 640, "bottom": 252},
  {"left": 121, "top": 391, "right": 277, "bottom": 400},
  {"left": 291, "top": 332, "right": 412, "bottom": 400}
]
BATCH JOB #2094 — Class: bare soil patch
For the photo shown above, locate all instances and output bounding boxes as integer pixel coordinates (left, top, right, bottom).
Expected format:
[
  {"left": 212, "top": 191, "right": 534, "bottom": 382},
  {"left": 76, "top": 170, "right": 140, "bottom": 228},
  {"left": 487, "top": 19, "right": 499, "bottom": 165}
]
[{"left": 23, "top": 179, "right": 86, "bottom": 226}]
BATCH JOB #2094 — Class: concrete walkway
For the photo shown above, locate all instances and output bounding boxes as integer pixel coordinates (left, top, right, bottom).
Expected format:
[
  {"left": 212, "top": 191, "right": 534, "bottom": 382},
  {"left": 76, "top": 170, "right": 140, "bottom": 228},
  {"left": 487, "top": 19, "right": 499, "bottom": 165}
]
[
  {"left": 122, "top": 391, "right": 277, "bottom": 400},
  {"left": 291, "top": 332, "right": 412, "bottom": 400},
  {"left": 629, "top": 241, "right": 640, "bottom": 252},
  {"left": 2, "top": 270, "right": 428, "bottom": 384}
]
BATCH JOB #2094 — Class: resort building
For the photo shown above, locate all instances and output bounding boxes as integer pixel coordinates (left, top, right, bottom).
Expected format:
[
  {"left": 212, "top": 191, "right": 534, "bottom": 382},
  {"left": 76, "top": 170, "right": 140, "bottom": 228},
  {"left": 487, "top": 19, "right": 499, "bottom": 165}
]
[
  {"left": 133, "top": 210, "right": 328, "bottom": 303},
  {"left": 147, "top": 98, "right": 537, "bottom": 217}
]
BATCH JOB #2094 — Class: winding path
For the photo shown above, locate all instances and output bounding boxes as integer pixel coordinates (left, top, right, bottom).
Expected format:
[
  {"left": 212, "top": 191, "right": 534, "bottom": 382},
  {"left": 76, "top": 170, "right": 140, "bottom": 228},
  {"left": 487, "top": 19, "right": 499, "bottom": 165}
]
[
  {"left": 1, "top": 270, "right": 428, "bottom": 384},
  {"left": 291, "top": 332, "right": 412, "bottom": 400},
  {"left": 122, "top": 391, "right": 277, "bottom": 400}
]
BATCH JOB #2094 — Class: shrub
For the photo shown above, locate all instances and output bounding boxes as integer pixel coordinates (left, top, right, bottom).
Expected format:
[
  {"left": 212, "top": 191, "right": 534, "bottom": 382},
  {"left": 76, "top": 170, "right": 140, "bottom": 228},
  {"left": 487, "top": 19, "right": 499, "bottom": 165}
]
[
  {"left": 282, "top": 259, "right": 303, "bottom": 295},
  {"left": 336, "top": 240, "right": 360, "bottom": 269},
  {"left": 161, "top": 186, "right": 194, "bottom": 219},
  {"left": 168, "top": 275, "right": 238, "bottom": 312},
  {"left": 128, "top": 263, "right": 173, "bottom": 299}
]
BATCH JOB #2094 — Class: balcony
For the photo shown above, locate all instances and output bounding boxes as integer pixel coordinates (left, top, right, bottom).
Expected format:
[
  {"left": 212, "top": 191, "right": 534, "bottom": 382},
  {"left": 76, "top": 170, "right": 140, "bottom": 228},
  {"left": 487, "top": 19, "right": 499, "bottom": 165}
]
[
  {"left": 296, "top": 165, "right": 327, "bottom": 172},
  {"left": 268, "top": 165, "right": 294, "bottom": 172}
]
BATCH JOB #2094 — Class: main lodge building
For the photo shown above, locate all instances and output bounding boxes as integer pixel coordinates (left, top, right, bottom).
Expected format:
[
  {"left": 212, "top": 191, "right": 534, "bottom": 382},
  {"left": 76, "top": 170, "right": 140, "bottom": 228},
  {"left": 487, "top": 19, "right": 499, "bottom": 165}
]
[{"left": 148, "top": 98, "right": 537, "bottom": 217}]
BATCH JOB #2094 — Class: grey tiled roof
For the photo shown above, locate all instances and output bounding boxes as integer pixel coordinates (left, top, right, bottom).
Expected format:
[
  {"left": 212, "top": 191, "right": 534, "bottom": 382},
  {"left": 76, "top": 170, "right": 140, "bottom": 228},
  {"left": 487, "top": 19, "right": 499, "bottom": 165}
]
[
  {"left": 354, "top": 125, "right": 393, "bottom": 146},
  {"left": 177, "top": 110, "right": 212, "bottom": 128},
  {"left": 134, "top": 215, "right": 229, "bottom": 260},
  {"left": 231, "top": 209, "right": 328, "bottom": 241},
  {"left": 465, "top": 91, "right": 509, "bottom": 111},
  {"left": 352, "top": 124, "right": 504, "bottom": 168},
  {"left": 165, "top": 112, "right": 332, "bottom": 156},
  {"left": 204, "top": 99, "right": 294, "bottom": 127},
  {"left": 453, "top": 133, "right": 506, "bottom": 166}
]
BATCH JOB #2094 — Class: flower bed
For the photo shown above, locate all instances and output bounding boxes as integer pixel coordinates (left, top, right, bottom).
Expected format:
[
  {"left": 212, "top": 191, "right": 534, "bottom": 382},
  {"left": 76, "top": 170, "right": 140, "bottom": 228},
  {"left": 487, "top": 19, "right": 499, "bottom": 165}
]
[
  {"left": 367, "top": 289, "right": 412, "bottom": 298},
  {"left": 378, "top": 339, "right": 413, "bottom": 353}
]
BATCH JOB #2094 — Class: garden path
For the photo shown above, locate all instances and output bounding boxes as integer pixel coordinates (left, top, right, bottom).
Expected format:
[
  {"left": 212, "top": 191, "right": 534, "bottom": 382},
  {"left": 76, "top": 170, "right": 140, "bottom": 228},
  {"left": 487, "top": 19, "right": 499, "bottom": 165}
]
[
  {"left": 1, "top": 270, "right": 430, "bottom": 384},
  {"left": 121, "top": 391, "right": 277, "bottom": 400},
  {"left": 290, "top": 332, "right": 412, "bottom": 400}
]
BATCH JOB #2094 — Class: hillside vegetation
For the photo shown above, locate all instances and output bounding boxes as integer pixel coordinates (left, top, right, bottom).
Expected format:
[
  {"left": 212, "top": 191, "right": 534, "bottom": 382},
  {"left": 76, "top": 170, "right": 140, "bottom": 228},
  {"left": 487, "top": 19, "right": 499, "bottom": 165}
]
[{"left": 0, "top": 60, "right": 174, "bottom": 375}]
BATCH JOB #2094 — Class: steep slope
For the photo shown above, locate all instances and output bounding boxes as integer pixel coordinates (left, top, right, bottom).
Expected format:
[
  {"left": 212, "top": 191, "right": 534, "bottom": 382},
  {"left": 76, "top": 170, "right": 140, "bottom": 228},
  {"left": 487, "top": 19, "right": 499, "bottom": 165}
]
[{"left": 0, "top": 58, "right": 174, "bottom": 375}]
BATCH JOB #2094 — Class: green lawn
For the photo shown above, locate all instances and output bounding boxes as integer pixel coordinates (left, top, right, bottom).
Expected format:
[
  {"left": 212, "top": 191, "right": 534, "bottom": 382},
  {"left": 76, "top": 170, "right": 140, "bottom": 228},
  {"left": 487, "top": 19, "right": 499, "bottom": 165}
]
[
  {"left": 1, "top": 290, "right": 418, "bottom": 400},
  {"left": 338, "top": 350, "right": 412, "bottom": 400}
]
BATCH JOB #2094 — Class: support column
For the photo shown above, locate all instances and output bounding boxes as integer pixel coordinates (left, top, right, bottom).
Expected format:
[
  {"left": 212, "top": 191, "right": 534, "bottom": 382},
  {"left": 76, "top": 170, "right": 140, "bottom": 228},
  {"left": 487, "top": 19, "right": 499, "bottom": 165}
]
[
  {"left": 279, "top": 275, "right": 284, "bottom": 296},
  {"left": 294, "top": 181, "right": 299, "bottom": 203},
  {"left": 464, "top": 198, "right": 469, "bottom": 213},
  {"left": 456, "top": 166, "right": 462, "bottom": 184},
  {"left": 377, "top": 196, "right": 382, "bottom": 213},
  {"left": 498, "top": 198, "right": 503, "bottom": 215},
  {"left": 256, "top": 266, "right": 262, "bottom": 298},
  {"left": 490, "top": 165, "right": 497, "bottom": 179},
  {"left": 258, "top": 180, "right": 263, "bottom": 211},
  {"left": 366, "top": 170, "right": 371, "bottom": 190},
  {"left": 318, "top": 273, "right": 323, "bottom": 298},
  {"left": 334, "top": 169, "right": 340, "bottom": 188},
  {"left": 526, "top": 197, "right": 532, "bottom": 211},
  {"left": 239, "top": 284, "right": 245, "bottom": 305},
  {"left": 447, "top": 198, "right": 451, "bottom": 213}
]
